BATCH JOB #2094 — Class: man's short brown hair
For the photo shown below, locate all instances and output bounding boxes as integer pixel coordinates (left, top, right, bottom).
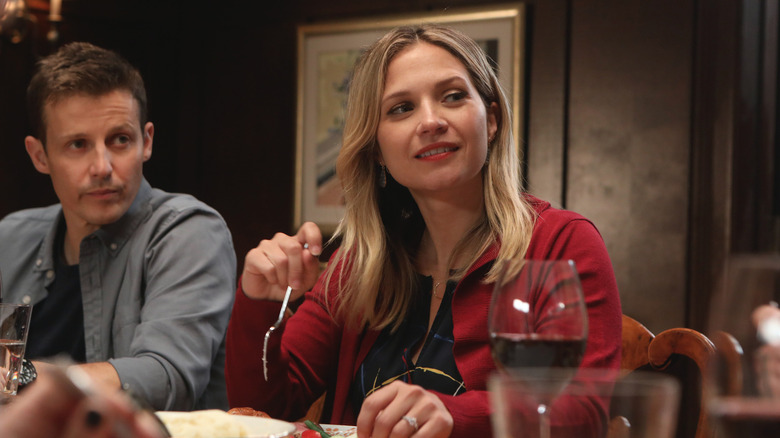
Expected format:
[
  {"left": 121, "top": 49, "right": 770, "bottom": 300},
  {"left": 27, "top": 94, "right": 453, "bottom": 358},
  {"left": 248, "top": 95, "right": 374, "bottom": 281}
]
[{"left": 26, "top": 42, "right": 148, "bottom": 145}]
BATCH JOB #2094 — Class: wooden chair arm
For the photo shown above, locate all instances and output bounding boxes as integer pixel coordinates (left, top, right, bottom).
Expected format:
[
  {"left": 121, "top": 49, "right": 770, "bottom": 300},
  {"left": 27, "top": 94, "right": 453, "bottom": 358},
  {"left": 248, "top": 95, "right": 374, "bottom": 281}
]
[
  {"left": 621, "top": 314, "right": 654, "bottom": 371},
  {"left": 648, "top": 327, "right": 716, "bottom": 438},
  {"left": 648, "top": 328, "right": 716, "bottom": 372}
]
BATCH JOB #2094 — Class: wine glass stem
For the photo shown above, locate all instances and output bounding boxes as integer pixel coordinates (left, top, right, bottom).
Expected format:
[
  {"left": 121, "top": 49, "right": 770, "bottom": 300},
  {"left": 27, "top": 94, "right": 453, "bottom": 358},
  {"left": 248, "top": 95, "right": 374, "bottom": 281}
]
[{"left": 538, "top": 403, "right": 551, "bottom": 438}]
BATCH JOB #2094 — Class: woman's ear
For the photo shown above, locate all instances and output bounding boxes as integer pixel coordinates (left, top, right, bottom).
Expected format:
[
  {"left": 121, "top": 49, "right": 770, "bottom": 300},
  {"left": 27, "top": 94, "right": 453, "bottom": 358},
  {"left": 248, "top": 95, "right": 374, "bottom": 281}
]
[{"left": 487, "top": 102, "right": 499, "bottom": 142}]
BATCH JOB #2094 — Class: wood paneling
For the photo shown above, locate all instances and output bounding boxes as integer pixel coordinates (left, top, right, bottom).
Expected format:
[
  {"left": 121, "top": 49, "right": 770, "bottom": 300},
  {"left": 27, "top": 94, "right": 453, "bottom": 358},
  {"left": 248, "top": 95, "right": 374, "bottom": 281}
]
[
  {"left": 524, "top": 0, "right": 569, "bottom": 207},
  {"left": 566, "top": 0, "right": 694, "bottom": 333}
]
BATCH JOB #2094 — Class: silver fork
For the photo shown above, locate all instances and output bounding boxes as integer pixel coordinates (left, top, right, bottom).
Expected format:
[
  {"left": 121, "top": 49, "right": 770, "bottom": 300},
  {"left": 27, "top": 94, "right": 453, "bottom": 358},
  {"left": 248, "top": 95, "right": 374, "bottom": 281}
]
[{"left": 262, "top": 285, "right": 293, "bottom": 381}]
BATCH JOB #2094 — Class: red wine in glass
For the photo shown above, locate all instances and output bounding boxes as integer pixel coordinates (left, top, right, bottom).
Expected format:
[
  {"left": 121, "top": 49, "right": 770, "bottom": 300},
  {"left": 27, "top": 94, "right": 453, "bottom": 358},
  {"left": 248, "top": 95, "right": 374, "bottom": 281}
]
[
  {"left": 488, "top": 259, "right": 588, "bottom": 438},
  {"left": 490, "top": 333, "right": 586, "bottom": 371}
]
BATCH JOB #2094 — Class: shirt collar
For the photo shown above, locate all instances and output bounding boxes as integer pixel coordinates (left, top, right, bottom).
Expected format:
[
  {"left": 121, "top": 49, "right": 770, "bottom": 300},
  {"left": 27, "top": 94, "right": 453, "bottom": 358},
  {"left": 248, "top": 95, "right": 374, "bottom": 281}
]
[
  {"left": 92, "top": 178, "right": 153, "bottom": 255},
  {"left": 34, "top": 178, "right": 153, "bottom": 271}
]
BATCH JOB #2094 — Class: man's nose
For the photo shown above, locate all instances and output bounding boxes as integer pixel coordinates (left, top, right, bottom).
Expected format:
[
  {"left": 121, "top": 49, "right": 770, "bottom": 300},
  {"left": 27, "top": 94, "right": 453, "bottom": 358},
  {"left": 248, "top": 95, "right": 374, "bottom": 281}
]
[{"left": 89, "top": 145, "right": 113, "bottom": 179}]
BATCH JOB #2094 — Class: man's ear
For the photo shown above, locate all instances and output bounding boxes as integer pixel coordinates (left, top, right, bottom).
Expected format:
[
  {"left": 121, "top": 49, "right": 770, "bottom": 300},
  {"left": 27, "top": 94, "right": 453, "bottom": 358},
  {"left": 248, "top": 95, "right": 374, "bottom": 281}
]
[
  {"left": 142, "top": 122, "right": 154, "bottom": 162},
  {"left": 25, "top": 136, "right": 51, "bottom": 175}
]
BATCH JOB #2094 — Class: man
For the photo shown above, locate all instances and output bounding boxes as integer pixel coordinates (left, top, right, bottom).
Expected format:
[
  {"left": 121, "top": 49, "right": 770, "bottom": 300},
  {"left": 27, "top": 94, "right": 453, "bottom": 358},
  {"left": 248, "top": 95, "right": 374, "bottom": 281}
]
[{"left": 0, "top": 42, "right": 236, "bottom": 411}]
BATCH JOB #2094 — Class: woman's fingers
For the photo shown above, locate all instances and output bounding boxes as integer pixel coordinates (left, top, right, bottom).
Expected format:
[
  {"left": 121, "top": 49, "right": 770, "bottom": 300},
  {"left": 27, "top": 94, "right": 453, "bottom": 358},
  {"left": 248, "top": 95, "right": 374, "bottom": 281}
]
[
  {"left": 241, "top": 246, "right": 281, "bottom": 300},
  {"left": 293, "top": 222, "right": 324, "bottom": 291},
  {"left": 296, "top": 222, "right": 323, "bottom": 257},
  {"left": 356, "top": 381, "right": 453, "bottom": 438},
  {"left": 357, "top": 382, "right": 411, "bottom": 437},
  {"left": 241, "top": 223, "right": 324, "bottom": 300}
]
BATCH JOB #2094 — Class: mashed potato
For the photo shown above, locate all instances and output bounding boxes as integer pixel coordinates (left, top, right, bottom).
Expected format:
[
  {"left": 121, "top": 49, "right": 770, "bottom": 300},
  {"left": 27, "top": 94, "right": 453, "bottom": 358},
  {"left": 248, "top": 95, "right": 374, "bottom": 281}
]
[{"left": 159, "top": 410, "right": 248, "bottom": 438}]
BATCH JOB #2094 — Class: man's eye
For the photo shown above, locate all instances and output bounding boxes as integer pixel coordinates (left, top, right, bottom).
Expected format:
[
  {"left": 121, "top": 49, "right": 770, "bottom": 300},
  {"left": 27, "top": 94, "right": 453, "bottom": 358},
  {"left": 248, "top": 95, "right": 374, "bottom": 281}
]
[
  {"left": 68, "top": 140, "right": 86, "bottom": 149},
  {"left": 112, "top": 135, "right": 131, "bottom": 146}
]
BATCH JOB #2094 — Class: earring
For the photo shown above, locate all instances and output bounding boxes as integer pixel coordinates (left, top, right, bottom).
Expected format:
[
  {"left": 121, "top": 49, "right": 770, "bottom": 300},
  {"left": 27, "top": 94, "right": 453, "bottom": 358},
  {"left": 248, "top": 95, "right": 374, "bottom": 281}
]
[{"left": 379, "top": 165, "right": 387, "bottom": 188}]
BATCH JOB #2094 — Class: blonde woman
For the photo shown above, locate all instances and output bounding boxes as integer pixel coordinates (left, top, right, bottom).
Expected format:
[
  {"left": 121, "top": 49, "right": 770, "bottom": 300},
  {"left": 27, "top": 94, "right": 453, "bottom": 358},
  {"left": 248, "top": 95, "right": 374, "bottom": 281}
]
[{"left": 226, "top": 25, "right": 621, "bottom": 438}]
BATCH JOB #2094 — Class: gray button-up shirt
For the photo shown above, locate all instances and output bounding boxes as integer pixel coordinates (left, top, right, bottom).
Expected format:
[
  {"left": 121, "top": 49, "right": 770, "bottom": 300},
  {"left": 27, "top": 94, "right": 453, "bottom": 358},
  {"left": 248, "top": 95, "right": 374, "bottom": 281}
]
[{"left": 0, "top": 179, "right": 236, "bottom": 411}]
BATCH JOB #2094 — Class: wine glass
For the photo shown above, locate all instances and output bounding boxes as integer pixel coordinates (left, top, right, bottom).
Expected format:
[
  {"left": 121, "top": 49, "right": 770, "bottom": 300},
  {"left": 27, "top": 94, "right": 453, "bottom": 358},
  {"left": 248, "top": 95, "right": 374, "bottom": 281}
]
[
  {"left": 488, "top": 259, "right": 588, "bottom": 438},
  {"left": 706, "top": 254, "right": 780, "bottom": 437}
]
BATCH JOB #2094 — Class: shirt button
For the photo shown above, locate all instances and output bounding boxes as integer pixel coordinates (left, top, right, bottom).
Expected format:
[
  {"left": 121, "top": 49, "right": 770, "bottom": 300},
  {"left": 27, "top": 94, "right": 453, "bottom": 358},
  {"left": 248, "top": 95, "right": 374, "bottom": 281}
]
[
  {"left": 35, "top": 259, "right": 42, "bottom": 267},
  {"left": 22, "top": 296, "right": 31, "bottom": 304},
  {"left": 45, "top": 270, "right": 54, "bottom": 279},
  {"left": 110, "top": 243, "right": 118, "bottom": 250}
]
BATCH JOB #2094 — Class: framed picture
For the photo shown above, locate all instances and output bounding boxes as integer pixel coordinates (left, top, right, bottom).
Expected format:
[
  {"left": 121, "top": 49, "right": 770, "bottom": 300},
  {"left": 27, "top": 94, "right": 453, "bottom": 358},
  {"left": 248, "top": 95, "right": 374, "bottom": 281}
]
[{"left": 294, "top": 3, "right": 526, "bottom": 233}]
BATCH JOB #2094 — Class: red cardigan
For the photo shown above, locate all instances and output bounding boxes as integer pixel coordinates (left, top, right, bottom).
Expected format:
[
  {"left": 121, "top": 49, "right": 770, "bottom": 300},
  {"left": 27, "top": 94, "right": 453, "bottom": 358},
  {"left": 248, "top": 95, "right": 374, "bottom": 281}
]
[{"left": 225, "top": 197, "right": 622, "bottom": 437}]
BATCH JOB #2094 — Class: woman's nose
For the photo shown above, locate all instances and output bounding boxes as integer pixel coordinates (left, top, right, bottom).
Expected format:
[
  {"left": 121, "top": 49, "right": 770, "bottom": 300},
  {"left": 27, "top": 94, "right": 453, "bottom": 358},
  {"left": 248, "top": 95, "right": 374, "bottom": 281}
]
[{"left": 416, "top": 103, "right": 448, "bottom": 136}]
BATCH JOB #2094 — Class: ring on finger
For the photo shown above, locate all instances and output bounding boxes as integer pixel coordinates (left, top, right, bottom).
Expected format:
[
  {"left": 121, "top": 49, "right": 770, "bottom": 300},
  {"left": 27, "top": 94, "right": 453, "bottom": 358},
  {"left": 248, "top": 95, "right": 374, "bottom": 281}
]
[{"left": 402, "top": 415, "right": 419, "bottom": 432}]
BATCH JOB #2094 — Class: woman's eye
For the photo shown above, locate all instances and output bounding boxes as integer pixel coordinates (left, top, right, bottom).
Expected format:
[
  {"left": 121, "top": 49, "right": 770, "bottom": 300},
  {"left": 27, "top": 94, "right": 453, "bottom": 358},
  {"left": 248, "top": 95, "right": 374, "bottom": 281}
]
[
  {"left": 388, "top": 103, "right": 413, "bottom": 115},
  {"left": 444, "top": 91, "right": 467, "bottom": 102}
]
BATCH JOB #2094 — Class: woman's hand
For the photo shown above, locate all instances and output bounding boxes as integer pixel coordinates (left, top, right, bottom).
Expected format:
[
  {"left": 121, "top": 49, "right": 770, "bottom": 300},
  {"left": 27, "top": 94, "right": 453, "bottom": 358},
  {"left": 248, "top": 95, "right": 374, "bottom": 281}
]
[
  {"left": 241, "top": 221, "right": 323, "bottom": 301},
  {"left": 356, "top": 381, "right": 453, "bottom": 438}
]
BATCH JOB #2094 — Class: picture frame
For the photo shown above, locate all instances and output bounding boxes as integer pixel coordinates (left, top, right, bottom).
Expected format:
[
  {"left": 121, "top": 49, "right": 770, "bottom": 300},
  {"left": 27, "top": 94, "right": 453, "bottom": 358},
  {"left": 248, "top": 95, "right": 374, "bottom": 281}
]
[{"left": 294, "top": 3, "right": 526, "bottom": 233}]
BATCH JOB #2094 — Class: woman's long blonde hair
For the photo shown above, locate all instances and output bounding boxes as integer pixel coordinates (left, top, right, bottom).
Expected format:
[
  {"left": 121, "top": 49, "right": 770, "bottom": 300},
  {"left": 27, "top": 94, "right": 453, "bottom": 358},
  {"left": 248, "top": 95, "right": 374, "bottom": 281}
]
[{"left": 324, "top": 24, "right": 535, "bottom": 331}]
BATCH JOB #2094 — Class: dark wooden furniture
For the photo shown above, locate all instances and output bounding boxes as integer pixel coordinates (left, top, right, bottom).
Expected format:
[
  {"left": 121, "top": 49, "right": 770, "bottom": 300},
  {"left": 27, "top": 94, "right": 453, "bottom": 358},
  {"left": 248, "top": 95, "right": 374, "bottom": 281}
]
[{"left": 612, "top": 314, "right": 717, "bottom": 438}]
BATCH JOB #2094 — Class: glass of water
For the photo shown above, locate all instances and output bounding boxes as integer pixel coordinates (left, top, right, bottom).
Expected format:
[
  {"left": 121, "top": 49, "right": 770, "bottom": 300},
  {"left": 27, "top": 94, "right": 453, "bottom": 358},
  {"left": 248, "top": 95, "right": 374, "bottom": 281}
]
[{"left": 0, "top": 303, "right": 32, "bottom": 403}]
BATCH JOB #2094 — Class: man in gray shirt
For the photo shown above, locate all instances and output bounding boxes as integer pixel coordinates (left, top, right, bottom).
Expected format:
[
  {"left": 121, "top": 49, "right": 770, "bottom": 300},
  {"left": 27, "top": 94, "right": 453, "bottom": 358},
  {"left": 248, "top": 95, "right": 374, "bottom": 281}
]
[{"left": 0, "top": 42, "right": 236, "bottom": 411}]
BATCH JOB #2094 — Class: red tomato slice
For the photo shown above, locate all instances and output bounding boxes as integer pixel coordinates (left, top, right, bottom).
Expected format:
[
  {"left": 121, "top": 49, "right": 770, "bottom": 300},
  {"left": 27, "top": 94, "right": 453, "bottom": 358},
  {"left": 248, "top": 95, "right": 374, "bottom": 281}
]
[{"left": 301, "top": 430, "right": 322, "bottom": 438}]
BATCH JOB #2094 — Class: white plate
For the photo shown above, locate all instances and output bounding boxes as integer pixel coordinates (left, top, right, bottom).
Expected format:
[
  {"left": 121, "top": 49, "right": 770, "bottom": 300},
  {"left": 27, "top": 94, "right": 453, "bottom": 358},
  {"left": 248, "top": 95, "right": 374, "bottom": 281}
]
[{"left": 157, "top": 410, "right": 297, "bottom": 438}]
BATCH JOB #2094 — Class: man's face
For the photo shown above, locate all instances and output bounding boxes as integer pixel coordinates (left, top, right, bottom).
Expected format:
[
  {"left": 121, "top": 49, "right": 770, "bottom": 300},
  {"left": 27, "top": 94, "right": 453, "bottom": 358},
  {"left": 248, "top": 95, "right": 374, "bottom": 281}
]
[{"left": 25, "top": 90, "right": 153, "bottom": 232}]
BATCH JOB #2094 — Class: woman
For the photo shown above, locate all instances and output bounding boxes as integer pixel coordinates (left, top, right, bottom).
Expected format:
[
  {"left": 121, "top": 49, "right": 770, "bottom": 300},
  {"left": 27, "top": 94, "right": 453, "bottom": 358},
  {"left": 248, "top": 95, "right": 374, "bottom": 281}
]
[{"left": 226, "top": 24, "right": 622, "bottom": 438}]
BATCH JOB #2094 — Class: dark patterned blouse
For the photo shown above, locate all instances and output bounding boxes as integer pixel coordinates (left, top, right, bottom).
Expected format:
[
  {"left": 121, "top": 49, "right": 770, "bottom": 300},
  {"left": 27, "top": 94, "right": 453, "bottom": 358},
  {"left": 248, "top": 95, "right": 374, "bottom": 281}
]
[{"left": 350, "top": 274, "right": 466, "bottom": 416}]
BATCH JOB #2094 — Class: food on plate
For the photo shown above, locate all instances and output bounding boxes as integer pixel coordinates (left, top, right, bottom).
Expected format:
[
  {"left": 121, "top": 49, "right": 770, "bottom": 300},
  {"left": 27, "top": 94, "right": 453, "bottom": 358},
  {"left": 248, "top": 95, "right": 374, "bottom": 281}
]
[
  {"left": 158, "top": 409, "right": 248, "bottom": 437},
  {"left": 295, "top": 420, "right": 357, "bottom": 438},
  {"left": 227, "top": 407, "right": 271, "bottom": 418},
  {"left": 297, "top": 432, "right": 356, "bottom": 438}
]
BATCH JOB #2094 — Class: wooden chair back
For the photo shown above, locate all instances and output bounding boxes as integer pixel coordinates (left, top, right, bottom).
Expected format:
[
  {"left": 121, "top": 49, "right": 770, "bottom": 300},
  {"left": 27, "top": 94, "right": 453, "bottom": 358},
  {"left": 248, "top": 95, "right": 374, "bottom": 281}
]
[{"left": 610, "top": 315, "right": 717, "bottom": 438}]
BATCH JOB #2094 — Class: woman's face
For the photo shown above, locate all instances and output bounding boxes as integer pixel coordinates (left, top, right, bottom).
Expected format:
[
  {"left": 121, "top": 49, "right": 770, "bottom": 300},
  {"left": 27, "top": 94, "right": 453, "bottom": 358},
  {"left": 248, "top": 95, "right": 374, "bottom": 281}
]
[{"left": 376, "top": 42, "right": 497, "bottom": 200}]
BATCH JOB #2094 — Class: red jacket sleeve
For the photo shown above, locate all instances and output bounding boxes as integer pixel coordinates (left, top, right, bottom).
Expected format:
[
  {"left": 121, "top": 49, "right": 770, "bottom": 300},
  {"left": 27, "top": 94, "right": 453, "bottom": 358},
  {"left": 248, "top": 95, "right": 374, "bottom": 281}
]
[{"left": 225, "top": 277, "right": 340, "bottom": 420}]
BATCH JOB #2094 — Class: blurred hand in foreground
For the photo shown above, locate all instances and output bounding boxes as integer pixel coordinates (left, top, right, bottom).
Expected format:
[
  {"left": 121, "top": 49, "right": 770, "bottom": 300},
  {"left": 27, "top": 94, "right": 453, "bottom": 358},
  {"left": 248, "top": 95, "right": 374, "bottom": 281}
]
[{"left": 0, "top": 364, "right": 166, "bottom": 438}]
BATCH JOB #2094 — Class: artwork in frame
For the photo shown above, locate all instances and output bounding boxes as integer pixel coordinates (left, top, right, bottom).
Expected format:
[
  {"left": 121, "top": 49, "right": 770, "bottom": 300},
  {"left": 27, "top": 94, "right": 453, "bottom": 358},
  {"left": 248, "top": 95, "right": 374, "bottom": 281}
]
[{"left": 294, "top": 3, "right": 526, "bottom": 233}]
